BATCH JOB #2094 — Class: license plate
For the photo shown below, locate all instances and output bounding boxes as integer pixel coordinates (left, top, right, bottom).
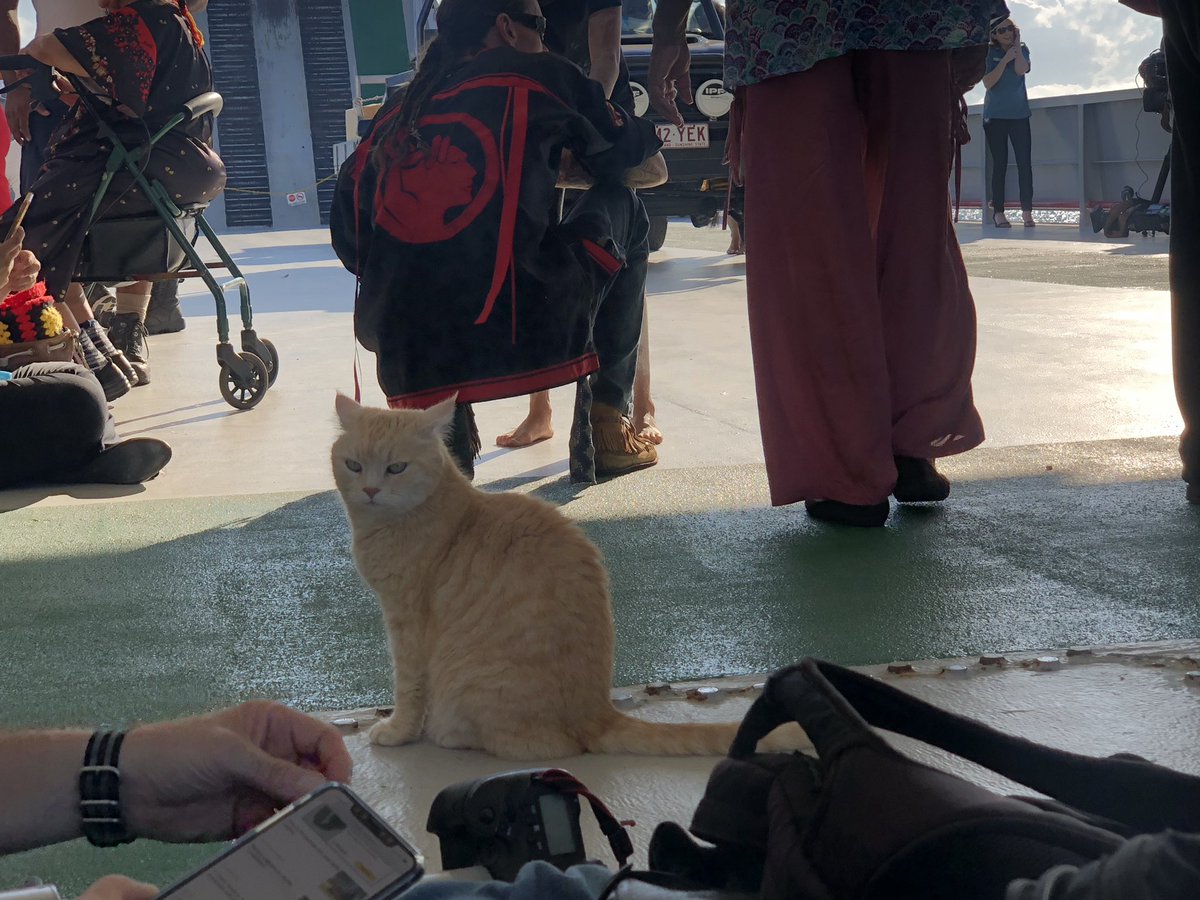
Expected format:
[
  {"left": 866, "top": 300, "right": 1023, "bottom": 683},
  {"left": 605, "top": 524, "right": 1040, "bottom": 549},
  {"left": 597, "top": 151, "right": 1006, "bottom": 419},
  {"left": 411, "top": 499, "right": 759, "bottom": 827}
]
[{"left": 656, "top": 122, "right": 709, "bottom": 149}]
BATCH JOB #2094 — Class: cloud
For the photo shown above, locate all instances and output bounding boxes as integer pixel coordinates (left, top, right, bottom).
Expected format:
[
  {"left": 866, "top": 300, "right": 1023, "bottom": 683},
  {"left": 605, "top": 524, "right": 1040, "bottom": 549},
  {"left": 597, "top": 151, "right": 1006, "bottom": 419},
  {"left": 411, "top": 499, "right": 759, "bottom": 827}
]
[
  {"left": 1012, "top": 0, "right": 1158, "bottom": 55},
  {"left": 1001, "top": 0, "right": 1162, "bottom": 98}
]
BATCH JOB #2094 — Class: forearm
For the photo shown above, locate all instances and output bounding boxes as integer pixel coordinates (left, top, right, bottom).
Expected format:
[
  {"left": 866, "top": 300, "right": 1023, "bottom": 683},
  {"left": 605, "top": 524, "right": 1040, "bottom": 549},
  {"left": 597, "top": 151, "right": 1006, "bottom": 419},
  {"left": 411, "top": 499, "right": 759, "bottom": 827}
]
[
  {"left": 1014, "top": 50, "right": 1030, "bottom": 75},
  {"left": 25, "top": 33, "right": 88, "bottom": 77},
  {"left": 651, "top": 0, "right": 691, "bottom": 38},
  {"left": 0, "top": 730, "right": 90, "bottom": 853},
  {"left": 588, "top": 7, "right": 622, "bottom": 99},
  {"left": 0, "top": 7, "right": 22, "bottom": 84},
  {"left": 589, "top": 49, "right": 620, "bottom": 99},
  {"left": 981, "top": 63, "right": 1006, "bottom": 90}
]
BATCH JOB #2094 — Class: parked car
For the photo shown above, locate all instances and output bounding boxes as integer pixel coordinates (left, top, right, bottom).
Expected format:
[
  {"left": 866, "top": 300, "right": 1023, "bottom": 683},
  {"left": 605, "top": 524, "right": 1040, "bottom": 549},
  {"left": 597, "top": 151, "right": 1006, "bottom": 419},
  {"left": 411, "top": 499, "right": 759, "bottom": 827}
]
[
  {"left": 620, "top": 0, "right": 732, "bottom": 250},
  {"left": 399, "top": 0, "right": 735, "bottom": 252}
]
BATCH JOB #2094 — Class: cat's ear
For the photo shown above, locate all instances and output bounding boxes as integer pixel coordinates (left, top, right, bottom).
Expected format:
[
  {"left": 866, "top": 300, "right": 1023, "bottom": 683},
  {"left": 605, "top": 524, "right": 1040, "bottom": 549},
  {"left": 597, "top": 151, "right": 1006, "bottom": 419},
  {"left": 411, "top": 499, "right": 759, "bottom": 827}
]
[
  {"left": 423, "top": 393, "right": 458, "bottom": 440},
  {"left": 335, "top": 392, "right": 361, "bottom": 429}
]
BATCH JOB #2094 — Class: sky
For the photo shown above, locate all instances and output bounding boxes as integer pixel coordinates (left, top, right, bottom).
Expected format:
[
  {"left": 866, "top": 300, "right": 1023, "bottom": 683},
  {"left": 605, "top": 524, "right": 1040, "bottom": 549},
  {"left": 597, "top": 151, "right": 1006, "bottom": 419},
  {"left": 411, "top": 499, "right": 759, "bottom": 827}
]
[
  {"left": 964, "top": 0, "right": 1165, "bottom": 104},
  {"left": 16, "top": 0, "right": 32, "bottom": 40},
  {"left": 14, "top": 0, "right": 1163, "bottom": 101}
]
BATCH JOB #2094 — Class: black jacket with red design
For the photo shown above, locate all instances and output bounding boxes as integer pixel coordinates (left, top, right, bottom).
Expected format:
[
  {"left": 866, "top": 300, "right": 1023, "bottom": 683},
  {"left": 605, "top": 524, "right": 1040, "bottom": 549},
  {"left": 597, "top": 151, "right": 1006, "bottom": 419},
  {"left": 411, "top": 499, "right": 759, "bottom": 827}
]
[{"left": 330, "top": 47, "right": 660, "bottom": 408}]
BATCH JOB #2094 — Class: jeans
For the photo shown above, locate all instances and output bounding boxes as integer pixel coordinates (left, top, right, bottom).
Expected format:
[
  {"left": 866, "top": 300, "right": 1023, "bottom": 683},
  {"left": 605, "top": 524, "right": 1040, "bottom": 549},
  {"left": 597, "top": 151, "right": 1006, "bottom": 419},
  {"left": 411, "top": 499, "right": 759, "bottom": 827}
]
[
  {"left": 561, "top": 182, "right": 649, "bottom": 412},
  {"left": 984, "top": 117, "right": 1034, "bottom": 215}
]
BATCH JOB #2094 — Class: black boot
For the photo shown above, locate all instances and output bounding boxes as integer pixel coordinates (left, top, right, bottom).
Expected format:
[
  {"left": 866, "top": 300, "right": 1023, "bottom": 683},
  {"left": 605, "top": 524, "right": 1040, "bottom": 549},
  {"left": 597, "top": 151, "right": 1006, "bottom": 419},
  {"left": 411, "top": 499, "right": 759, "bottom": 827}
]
[
  {"left": 93, "top": 360, "right": 132, "bottom": 402},
  {"left": 106, "top": 312, "right": 151, "bottom": 386},
  {"left": 145, "top": 280, "right": 186, "bottom": 335},
  {"left": 804, "top": 499, "right": 890, "bottom": 528},
  {"left": 445, "top": 402, "right": 480, "bottom": 480},
  {"left": 892, "top": 456, "right": 951, "bottom": 503}
]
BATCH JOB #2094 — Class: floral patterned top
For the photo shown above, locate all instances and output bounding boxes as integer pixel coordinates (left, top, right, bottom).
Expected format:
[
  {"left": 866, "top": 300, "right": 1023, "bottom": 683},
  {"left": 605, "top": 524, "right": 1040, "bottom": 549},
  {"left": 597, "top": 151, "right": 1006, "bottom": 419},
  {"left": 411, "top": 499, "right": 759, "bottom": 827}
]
[{"left": 724, "top": 0, "right": 1010, "bottom": 90}]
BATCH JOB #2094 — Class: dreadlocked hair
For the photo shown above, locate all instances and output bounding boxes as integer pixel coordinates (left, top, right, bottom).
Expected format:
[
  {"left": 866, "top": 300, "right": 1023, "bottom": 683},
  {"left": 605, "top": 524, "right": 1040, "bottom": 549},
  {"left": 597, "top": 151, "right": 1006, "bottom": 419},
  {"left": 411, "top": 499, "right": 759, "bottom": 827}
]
[
  {"left": 174, "top": 0, "right": 204, "bottom": 47},
  {"left": 372, "top": 0, "right": 530, "bottom": 164}
]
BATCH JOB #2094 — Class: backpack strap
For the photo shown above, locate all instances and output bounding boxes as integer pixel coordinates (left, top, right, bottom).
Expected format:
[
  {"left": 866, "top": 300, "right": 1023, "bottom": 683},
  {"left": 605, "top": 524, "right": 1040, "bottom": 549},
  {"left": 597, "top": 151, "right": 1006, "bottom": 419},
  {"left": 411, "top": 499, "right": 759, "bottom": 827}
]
[{"left": 736, "top": 658, "right": 1200, "bottom": 835}]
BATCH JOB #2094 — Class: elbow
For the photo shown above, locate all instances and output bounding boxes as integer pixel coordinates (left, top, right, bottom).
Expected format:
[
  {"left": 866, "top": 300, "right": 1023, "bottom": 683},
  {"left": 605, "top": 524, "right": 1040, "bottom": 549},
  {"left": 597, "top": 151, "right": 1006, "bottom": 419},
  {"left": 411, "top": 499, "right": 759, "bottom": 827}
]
[{"left": 23, "top": 35, "right": 50, "bottom": 65}]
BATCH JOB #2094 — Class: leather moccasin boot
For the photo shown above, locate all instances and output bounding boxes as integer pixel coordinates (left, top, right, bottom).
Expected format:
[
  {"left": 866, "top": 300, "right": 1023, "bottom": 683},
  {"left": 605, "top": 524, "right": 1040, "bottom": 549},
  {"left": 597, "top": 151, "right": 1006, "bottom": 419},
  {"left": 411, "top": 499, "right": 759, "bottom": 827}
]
[{"left": 590, "top": 401, "right": 657, "bottom": 478}]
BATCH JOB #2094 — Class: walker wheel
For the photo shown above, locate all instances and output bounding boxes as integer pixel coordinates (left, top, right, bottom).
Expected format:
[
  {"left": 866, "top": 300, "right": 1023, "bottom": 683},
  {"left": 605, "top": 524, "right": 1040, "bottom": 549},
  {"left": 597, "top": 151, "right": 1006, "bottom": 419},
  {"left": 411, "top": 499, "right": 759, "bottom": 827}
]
[
  {"left": 260, "top": 338, "right": 280, "bottom": 386},
  {"left": 219, "top": 352, "right": 270, "bottom": 410}
]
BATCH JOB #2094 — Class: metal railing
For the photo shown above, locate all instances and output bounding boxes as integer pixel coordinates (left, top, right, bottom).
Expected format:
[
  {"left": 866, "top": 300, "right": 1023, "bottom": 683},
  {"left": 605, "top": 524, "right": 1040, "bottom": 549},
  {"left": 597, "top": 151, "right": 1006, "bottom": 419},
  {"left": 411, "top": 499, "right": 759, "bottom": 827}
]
[{"left": 958, "top": 88, "right": 1172, "bottom": 226}]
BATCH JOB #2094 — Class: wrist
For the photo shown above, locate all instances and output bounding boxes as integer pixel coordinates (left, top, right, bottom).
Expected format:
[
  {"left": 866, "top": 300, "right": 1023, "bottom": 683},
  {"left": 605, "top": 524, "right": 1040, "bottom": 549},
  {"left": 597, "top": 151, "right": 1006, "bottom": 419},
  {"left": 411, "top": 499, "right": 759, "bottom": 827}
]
[{"left": 79, "top": 730, "right": 136, "bottom": 847}]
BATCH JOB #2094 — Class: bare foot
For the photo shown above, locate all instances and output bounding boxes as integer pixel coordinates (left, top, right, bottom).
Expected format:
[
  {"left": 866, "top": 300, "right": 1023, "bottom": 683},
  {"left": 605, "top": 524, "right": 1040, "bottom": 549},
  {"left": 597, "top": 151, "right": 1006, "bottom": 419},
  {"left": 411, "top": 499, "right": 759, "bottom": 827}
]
[
  {"left": 634, "top": 411, "right": 664, "bottom": 445},
  {"left": 496, "top": 412, "right": 554, "bottom": 448}
]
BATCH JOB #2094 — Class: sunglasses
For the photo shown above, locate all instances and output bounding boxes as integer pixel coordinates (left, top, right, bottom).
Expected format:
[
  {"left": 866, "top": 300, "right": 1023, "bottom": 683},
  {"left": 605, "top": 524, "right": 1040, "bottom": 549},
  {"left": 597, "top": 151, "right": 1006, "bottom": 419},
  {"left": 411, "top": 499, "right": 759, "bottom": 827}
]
[
  {"left": 994, "top": 24, "right": 1014, "bottom": 34},
  {"left": 509, "top": 12, "right": 547, "bottom": 39}
]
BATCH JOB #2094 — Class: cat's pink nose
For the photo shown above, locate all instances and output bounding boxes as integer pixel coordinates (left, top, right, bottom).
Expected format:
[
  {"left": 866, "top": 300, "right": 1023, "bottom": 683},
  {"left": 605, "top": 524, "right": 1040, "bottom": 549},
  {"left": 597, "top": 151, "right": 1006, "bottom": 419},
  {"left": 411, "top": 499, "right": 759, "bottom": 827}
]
[{"left": 363, "top": 487, "right": 381, "bottom": 499}]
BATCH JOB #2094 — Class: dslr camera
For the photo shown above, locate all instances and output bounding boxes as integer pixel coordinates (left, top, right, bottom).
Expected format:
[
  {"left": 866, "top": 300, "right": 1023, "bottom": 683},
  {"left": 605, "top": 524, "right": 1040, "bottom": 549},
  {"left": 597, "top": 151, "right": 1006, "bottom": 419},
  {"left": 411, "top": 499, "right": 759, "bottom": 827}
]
[
  {"left": 427, "top": 768, "right": 632, "bottom": 882},
  {"left": 1140, "top": 47, "right": 1169, "bottom": 116}
]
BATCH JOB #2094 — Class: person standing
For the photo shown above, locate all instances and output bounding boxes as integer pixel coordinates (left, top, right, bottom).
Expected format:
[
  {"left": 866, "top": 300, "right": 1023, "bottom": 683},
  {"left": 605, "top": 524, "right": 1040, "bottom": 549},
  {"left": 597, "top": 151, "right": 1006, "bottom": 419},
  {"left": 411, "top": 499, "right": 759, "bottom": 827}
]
[
  {"left": 982, "top": 15, "right": 1035, "bottom": 228},
  {"left": 332, "top": 0, "right": 665, "bottom": 481},
  {"left": 1121, "top": 0, "right": 1200, "bottom": 504},
  {"left": 496, "top": 0, "right": 665, "bottom": 450},
  {"left": 647, "top": 0, "right": 996, "bottom": 527}
]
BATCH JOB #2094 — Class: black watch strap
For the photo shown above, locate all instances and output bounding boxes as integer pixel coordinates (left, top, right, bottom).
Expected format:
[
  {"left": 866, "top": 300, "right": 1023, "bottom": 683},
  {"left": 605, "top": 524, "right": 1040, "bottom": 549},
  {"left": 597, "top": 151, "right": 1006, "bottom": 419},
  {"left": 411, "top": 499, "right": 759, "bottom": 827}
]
[{"left": 79, "top": 730, "right": 135, "bottom": 847}]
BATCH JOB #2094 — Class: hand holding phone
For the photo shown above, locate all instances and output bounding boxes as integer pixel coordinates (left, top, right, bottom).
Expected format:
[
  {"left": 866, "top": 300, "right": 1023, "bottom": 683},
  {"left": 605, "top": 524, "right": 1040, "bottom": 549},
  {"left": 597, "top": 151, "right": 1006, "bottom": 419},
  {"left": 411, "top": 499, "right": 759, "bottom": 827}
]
[
  {"left": 0, "top": 196, "right": 31, "bottom": 288},
  {"left": 156, "top": 784, "right": 423, "bottom": 900},
  {"left": 6, "top": 192, "right": 33, "bottom": 243},
  {"left": 118, "top": 701, "right": 354, "bottom": 845}
]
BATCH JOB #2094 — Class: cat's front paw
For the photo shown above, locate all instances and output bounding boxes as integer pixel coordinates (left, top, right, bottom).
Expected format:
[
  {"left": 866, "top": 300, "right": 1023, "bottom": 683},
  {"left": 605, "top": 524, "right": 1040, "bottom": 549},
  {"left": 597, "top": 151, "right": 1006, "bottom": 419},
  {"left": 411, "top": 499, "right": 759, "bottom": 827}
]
[{"left": 369, "top": 715, "right": 421, "bottom": 747}]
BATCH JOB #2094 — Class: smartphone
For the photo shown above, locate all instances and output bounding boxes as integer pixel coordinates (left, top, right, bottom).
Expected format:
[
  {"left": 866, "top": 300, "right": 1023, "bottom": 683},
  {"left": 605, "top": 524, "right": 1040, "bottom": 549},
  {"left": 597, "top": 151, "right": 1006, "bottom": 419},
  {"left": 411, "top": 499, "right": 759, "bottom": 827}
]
[
  {"left": 6, "top": 192, "right": 33, "bottom": 241},
  {"left": 156, "top": 783, "right": 424, "bottom": 900}
]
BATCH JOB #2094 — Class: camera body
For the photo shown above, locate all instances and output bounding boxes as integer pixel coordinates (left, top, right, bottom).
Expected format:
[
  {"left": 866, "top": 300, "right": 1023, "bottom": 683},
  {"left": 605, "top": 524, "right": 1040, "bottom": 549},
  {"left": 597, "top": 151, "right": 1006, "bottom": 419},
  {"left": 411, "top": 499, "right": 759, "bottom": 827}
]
[
  {"left": 1140, "top": 47, "right": 1169, "bottom": 114},
  {"left": 427, "top": 769, "right": 588, "bottom": 882}
]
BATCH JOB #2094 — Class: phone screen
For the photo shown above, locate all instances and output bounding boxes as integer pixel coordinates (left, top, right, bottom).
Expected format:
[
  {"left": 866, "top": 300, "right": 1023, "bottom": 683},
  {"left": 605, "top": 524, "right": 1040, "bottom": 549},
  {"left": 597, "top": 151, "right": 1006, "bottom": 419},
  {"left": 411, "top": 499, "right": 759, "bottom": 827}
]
[{"left": 158, "top": 784, "right": 422, "bottom": 900}]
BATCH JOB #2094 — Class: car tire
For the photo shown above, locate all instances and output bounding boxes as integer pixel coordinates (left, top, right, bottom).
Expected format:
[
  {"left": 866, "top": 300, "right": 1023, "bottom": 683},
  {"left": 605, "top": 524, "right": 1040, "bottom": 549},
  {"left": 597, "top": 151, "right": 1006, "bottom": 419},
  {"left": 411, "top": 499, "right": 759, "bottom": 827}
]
[{"left": 647, "top": 216, "right": 669, "bottom": 252}]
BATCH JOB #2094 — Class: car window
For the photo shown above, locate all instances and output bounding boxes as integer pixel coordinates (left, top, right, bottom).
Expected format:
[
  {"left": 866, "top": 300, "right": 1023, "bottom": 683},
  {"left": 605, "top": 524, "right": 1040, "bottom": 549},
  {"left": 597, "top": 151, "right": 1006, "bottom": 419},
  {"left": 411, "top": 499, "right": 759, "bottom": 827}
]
[{"left": 621, "top": 0, "right": 722, "bottom": 38}]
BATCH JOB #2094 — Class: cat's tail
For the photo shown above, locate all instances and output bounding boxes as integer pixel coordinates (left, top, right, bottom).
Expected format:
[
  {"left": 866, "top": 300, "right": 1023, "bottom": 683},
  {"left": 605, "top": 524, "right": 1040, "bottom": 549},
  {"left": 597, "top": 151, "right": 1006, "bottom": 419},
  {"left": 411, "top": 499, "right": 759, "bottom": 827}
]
[{"left": 585, "top": 709, "right": 810, "bottom": 757}]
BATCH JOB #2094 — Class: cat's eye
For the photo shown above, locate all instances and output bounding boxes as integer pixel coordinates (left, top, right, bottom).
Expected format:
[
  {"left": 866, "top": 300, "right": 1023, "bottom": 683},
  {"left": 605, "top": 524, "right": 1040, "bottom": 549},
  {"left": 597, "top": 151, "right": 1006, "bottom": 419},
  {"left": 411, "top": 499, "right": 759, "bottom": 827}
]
[
  {"left": 386, "top": 462, "right": 409, "bottom": 475},
  {"left": 345, "top": 459, "right": 363, "bottom": 473}
]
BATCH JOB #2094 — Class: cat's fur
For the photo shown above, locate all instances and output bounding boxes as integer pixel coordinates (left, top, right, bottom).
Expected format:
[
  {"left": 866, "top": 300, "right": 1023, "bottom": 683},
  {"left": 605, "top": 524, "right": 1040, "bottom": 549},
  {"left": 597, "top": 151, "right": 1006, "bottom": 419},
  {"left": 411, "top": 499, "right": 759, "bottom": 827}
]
[{"left": 332, "top": 394, "right": 806, "bottom": 759}]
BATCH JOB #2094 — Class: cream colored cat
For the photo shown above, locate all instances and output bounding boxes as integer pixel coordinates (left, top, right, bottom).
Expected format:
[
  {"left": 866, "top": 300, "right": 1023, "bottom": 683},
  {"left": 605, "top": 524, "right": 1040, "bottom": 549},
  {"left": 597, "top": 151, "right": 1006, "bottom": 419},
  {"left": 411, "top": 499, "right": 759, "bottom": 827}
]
[{"left": 333, "top": 394, "right": 806, "bottom": 759}]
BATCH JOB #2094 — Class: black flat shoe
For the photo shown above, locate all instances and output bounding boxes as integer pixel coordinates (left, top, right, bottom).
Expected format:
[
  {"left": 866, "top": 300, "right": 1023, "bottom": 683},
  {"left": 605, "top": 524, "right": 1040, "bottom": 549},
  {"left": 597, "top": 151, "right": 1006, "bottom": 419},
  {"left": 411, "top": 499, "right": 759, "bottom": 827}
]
[
  {"left": 67, "top": 438, "right": 172, "bottom": 485},
  {"left": 804, "top": 499, "right": 890, "bottom": 528},
  {"left": 893, "top": 456, "right": 951, "bottom": 503}
]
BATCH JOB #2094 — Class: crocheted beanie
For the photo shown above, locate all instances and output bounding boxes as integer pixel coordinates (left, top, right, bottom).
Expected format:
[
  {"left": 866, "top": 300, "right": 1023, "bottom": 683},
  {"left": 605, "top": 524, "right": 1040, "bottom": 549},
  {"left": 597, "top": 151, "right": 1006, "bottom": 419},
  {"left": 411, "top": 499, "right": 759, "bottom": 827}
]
[{"left": 0, "top": 283, "right": 63, "bottom": 347}]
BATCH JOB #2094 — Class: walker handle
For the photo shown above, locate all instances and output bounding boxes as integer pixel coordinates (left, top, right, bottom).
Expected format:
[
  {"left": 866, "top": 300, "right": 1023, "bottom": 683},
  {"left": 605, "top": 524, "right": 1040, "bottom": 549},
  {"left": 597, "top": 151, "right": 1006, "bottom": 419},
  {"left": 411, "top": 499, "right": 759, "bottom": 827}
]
[{"left": 0, "top": 56, "right": 57, "bottom": 105}]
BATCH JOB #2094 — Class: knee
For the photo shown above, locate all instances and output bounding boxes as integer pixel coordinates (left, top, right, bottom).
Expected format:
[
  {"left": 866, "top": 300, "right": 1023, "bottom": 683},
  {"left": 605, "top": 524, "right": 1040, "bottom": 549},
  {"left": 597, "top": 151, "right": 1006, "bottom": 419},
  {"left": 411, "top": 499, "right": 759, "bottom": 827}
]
[{"left": 49, "top": 378, "right": 108, "bottom": 442}]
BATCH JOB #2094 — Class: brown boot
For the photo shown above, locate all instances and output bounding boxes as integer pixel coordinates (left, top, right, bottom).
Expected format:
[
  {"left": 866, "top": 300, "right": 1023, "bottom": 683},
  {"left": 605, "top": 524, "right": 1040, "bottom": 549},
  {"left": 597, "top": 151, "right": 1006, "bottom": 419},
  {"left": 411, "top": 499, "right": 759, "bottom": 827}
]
[{"left": 590, "top": 401, "right": 657, "bottom": 478}]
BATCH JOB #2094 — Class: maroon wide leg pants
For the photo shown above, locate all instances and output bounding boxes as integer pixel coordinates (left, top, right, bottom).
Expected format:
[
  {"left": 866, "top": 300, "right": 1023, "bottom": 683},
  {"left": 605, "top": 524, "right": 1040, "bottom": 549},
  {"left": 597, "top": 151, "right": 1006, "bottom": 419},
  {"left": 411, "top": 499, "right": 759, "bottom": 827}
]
[{"left": 742, "top": 50, "right": 985, "bottom": 507}]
